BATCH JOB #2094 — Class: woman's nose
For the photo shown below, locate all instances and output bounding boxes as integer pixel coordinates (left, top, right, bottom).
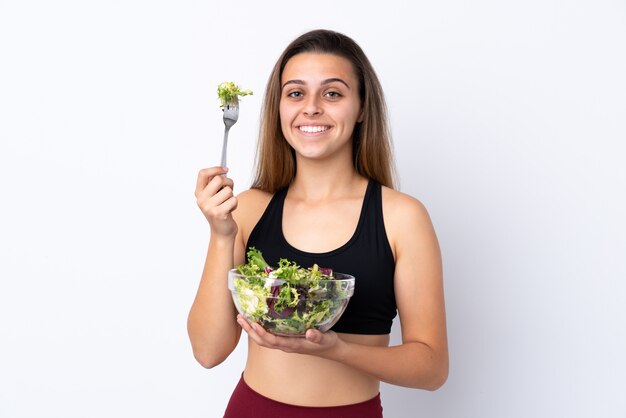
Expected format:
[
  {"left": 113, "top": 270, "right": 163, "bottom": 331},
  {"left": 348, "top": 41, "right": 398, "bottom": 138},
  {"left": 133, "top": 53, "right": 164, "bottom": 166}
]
[{"left": 303, "top": 96, "right": 322, "bottom": 116}]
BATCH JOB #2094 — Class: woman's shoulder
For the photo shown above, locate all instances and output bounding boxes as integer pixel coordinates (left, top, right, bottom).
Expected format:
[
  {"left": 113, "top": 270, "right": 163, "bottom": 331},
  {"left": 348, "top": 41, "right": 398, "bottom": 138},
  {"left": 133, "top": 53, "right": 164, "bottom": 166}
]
[
  {"left": 380, "top": 185, "right": 437, "bottom": 255},
  {"left": 380, "top": 185, "right": 431, "bottom": 221},
  {"left": 233, "top": 187, "right": 275, "bottom": 235},
  {"left": 237, "top": 187, "right": 274, "bottom": 203},
  {"left": 235, "top": 187, "right": 274, "bottom": 217}
]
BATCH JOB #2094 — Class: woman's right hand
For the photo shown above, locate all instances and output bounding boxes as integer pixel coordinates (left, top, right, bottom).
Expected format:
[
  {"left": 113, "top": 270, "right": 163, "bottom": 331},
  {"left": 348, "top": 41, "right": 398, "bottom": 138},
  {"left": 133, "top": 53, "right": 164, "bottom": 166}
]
[{"left": 195, "top": 166, "right": 238, "bottom": 238}]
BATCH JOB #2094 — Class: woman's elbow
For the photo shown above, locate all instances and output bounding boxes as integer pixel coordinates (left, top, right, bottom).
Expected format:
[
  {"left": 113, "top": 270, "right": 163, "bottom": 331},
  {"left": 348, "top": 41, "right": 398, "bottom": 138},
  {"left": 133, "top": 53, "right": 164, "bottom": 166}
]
[
  {"left": 189, "top": 334, "right": 239, "bottom": 369},
  {"left": 408, "top": 348, "right": 448, "bottom": 390},
  {"left": 187, "top": 323, "right": 241, "bottom": 369},
  {"left": 193, "top": 350, "right": 227, "bottom": 369},
  {"left": 425, "top": 366, "right": 448, "bottom": 391},
  {"left": 423, "top": 356, "right": 449, "bottom": 391}
]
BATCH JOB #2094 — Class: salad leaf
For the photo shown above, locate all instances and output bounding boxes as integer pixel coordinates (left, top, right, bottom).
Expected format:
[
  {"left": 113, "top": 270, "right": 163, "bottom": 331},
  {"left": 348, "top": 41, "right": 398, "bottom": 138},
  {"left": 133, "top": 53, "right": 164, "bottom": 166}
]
[
  {"left": 233, "top": 276, "right": 270, "bottom": 318},
  {"left": 217, "top": 81, "right": 253, "bottom": 107},
  {"left": 247, "top": 247, "right": 269, "bottom": 272},
  {"left": 232, "top": 248, "right": 352, "bottom": 336}
]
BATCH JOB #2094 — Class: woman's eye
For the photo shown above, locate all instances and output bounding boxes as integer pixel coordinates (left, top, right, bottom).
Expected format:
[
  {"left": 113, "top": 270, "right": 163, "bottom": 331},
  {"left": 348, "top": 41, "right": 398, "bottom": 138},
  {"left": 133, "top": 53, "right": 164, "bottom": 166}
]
[
  {"left": 325, "top": 91, "right": 341, "bottom": 98},
  {"left": 288, "top": 91, "right": 303, "bottom": 98}
]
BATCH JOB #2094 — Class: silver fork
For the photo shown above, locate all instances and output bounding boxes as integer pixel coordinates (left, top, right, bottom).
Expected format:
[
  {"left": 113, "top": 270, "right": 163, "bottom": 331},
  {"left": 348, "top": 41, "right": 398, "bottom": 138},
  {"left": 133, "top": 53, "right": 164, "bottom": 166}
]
[{"left": 220, "top": 99, "right": 239, "bottom": 168}]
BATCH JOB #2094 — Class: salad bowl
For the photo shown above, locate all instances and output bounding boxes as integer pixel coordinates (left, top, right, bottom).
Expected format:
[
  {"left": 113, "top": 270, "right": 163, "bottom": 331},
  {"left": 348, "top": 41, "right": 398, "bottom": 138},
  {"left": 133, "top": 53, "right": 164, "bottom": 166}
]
[{"left": 228, "top": 268, "right": 355, "bottom": 337}]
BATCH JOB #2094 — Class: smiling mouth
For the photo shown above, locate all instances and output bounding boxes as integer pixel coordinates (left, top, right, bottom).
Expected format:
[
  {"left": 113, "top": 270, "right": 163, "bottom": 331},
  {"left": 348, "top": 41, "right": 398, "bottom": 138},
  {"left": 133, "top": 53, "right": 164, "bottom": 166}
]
[{"left": 298, "top": 125, "right": 330, "bottom": 133}]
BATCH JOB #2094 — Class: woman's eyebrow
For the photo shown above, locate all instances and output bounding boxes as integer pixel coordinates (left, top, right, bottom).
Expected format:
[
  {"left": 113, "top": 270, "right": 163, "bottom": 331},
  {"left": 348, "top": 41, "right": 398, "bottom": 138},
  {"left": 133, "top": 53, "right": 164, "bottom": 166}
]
[
  {"left": 322, "top": 78, "right": 350, "bottom": 89},
  {"left": 281, "top": 78, "right": 351, "bottom": 90},
  {"left": 282, "top": 79, "right": 305, "bottom": 89}
]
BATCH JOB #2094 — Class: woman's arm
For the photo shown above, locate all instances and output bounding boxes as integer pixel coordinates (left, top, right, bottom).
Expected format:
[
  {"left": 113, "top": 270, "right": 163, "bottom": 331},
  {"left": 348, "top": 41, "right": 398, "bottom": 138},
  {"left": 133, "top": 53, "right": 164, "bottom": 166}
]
[
  {"left": 365, "top": 189, "right": 448, "bottom": 388},
  {"left": 236, "top": 190, "right": 448, "bottom": 389},
  {"left": 187, "top": 167, "right": 245, "bottom": 368},
  {"left": 325, "top": 193, "right": 448, "bottom": 388}
]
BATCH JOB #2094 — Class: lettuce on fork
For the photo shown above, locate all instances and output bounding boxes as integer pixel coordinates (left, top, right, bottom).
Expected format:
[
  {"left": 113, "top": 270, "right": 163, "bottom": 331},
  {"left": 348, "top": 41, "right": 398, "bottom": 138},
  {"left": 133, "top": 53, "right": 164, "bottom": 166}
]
[{"left": 217, "top": 81, "right": 253, "bottom": 107}]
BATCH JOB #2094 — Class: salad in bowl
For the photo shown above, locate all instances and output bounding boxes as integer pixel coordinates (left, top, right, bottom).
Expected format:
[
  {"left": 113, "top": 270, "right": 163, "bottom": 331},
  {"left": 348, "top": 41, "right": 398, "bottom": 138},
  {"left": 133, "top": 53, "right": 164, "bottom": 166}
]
[{"left": 229, "top": 248, "right": 355, "bottom": 337}]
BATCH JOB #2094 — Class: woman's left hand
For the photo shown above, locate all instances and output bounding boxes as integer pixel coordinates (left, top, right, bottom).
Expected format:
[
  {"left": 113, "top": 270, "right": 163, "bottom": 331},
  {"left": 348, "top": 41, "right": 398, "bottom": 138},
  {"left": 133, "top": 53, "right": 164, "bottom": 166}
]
[{"left": 236, "top": 314, "right": 343, "bottom": 357}]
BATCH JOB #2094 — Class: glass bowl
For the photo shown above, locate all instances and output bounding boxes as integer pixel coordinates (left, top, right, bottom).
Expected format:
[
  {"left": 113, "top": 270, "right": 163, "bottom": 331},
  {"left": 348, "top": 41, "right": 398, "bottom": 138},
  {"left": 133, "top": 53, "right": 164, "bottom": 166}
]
[{"left": 228, "top": 269, "right": 355, "bottom": 337}]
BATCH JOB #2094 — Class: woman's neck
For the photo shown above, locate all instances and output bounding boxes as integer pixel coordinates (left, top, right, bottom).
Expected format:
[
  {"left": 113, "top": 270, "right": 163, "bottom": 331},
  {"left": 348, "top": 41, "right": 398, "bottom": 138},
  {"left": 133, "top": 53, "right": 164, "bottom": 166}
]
[{"left": 289, "top": 159, "right": 366, "bottom": 202}]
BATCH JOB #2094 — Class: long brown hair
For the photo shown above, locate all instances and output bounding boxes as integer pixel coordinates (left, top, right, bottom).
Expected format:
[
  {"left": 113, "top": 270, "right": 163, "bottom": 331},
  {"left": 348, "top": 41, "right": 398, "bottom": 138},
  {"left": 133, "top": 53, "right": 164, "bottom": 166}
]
[{"left": 251, "top": 29, "right": 396, "bottom": 192}]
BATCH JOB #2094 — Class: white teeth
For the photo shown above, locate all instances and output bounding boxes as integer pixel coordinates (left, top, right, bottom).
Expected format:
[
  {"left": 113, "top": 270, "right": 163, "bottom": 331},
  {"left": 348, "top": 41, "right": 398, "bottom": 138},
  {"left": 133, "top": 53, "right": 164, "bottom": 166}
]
[{"left": 299, "top": 125, "right": 328, "bottom": 133}]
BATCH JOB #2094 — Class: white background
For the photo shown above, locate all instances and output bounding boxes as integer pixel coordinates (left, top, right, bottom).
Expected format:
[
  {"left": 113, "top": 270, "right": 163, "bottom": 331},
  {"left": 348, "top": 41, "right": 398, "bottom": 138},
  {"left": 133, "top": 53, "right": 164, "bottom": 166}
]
[{"left": 1, "top": 1, "right": 625, "bottom": 417}]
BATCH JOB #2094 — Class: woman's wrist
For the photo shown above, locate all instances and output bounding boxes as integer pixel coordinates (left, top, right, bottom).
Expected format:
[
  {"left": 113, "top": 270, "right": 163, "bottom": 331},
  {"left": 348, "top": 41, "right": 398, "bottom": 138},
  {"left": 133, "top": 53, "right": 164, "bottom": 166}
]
[
  {"left": 209, "top": 231, "right": 237, "bottom": 247},
  {"left": 322, "top": 334, "right": 351, "bottom": 363}
]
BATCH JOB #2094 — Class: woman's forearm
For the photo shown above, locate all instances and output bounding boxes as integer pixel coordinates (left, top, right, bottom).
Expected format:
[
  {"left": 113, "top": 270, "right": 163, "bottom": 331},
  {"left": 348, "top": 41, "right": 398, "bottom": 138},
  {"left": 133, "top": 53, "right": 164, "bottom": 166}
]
[
  {"left": 187, "top": 236, "right": 241, "bottom": 368},
  {"left": 329, "top": 339, "right": 449, "bottom": 390}
]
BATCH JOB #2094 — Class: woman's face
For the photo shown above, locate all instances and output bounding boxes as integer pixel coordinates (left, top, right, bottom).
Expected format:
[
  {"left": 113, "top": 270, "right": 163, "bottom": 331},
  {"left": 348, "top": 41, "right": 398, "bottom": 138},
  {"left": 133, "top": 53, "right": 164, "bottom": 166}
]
[{"left": 279, "top": 52, "right": 362, "bottom": 162}]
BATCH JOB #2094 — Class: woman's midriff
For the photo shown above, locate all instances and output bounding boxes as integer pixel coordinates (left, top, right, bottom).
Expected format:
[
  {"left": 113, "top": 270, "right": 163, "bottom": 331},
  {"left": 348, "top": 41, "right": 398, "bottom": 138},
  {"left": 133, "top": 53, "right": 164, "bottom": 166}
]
[{"left": 242, "top": 333, "right": 390, "bottom": 407}]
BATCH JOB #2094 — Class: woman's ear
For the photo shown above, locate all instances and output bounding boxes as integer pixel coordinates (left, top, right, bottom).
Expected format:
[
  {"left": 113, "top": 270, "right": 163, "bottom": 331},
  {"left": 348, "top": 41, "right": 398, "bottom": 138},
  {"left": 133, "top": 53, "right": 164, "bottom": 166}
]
[{"left": 357, "top": 108, "right": 364, "bottom": 123}]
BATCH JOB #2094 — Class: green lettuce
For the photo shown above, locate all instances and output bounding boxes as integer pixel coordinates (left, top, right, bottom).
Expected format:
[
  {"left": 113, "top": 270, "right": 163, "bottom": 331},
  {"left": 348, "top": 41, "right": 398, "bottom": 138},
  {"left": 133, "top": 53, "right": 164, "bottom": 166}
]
[
  {"left": 217, "top": 81, "right": 253, "bottom": 107},
  {"left": 232, "top": 248, "right": 351, "bottom": 336}
]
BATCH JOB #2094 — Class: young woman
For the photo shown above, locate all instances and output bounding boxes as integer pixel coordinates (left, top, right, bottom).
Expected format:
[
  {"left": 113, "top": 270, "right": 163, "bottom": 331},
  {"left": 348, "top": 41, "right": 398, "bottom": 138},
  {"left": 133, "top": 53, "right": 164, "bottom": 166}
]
[{"left": 188, "top": 29, "right": 448, "bottom": 417}]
